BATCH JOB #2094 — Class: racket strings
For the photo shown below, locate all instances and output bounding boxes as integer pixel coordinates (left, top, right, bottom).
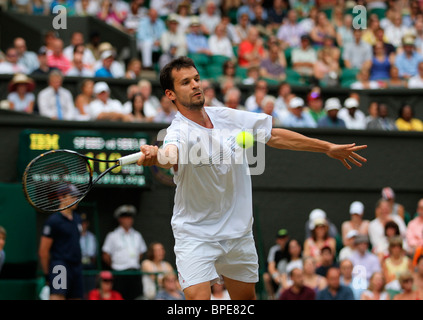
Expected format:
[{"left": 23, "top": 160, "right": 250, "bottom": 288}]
[{"left": 24, "top": 151, "right": 91, "bottom": 212}]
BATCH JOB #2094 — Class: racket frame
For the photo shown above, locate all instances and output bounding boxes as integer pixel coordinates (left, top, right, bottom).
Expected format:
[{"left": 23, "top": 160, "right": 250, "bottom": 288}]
[{"left": 22, "top": 149, "right": 139, "bottom": 213}]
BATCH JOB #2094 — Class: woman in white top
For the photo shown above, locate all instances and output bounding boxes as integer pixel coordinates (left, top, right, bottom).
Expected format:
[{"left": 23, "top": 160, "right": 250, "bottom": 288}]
[
  {"left": 141, "top": 242, "right": 175, "bottom": 299},
  {"left": 208, "top": 23, "right": 235, "bottom": 59},
  {"left": 7, "top": 73, "right": 35, "bottom": 114}
]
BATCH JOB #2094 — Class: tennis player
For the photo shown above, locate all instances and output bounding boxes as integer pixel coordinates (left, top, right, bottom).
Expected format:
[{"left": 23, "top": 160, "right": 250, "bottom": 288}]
[{"left": 136, "top": 57, "right": 367, "bottom": 300}]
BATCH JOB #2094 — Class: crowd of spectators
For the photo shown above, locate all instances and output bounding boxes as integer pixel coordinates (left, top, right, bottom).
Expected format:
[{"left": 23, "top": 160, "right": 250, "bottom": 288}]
[
  {"left": 1, "top": 0, "right": 423, "bottom": 130},
  {"left": 264, "top": 187, "right": 423, "bottom": 300}
]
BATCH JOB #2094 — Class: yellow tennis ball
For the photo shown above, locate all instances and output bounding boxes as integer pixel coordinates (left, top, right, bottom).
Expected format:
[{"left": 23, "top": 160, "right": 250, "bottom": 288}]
[{"left": 236, "top": 131, "right": 254, "bottom": 149}]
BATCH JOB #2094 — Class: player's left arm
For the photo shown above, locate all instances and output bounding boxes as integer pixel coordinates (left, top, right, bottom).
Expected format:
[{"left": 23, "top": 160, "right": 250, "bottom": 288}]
[{"left": 266, "top": 128, "right": 367, "bottom": 169}]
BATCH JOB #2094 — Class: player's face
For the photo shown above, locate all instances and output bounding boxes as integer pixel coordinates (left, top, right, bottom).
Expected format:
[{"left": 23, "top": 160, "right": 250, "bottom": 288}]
[{"left": 168, "top": 67, "right": 204, "bottom": 110}]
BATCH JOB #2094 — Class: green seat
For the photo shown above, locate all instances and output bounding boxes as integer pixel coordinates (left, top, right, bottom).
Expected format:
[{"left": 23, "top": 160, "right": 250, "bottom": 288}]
[
  {"left": 210, "top": 54, "right": 230, "bottom": 65},
  {"left": 235, "top": 66, "right": 248, "bottom": 79},
  {"left": 206, "top": 64, "right": 224, "bottom": 81},
  {"left": 285, "top": 68, "right": 304, "bottom": 86},
  {"left": 340, "top": 68, "right": 359, "bottom": 87},
  {"left": 284, "top": 47, "right": 293, "bottom": 68},
  {"left": 369, "top": 8, "right": 387, "bottom": 20},
  {"left": 187, "top": 52, "right": 211, "bottom": 67},
  {"left": 208, "top": 54, "right": 231, "bottom": 79}
]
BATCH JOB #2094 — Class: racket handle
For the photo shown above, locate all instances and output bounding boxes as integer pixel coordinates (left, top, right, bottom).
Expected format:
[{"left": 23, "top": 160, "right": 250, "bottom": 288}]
[{"left": 118, "top": 152, "right": 143, "bottom": 166}]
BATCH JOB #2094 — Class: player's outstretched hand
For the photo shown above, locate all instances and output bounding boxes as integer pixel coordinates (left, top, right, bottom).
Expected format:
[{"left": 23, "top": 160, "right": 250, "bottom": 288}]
[
  {"left": 137, "top": 145, "right": 159, "bottom": 167},
  {"left": 326, "top": 143, "right": 367, "bottom": 170}
]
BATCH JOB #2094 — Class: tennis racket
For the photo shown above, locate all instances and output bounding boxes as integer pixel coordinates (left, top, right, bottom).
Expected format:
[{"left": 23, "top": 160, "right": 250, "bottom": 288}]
[{"left": 22, "top": 149, "right": 143, "bottom": 213}]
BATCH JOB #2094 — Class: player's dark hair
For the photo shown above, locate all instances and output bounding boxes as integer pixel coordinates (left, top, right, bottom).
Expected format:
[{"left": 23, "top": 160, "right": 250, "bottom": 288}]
[{"left": 159, "top": 56, "right": 198, "bottom": 93}]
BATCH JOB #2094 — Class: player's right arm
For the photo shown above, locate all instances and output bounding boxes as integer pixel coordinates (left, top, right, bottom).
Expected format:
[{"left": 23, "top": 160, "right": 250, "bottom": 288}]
[
  {"left": 38, "top": 236, "right": 53, "bottom": 279},
  {"left": 137, "top": 144, "right": 178, "bottom": 170}
]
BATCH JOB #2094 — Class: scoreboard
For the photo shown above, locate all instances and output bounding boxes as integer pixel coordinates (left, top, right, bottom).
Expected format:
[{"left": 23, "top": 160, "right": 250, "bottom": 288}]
[{"left": 18, "top": 129, "right": 150, "bottom": 187}]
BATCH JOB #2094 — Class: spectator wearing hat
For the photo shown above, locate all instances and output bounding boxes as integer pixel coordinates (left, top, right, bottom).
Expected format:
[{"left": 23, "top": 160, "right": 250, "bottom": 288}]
[
  {"left": 186, "top": 15, "right": 212, "bottom": 56},
  {"left": 395, "top": 34, "right": 423, "bottom": 79},
  {"left": 136, "top": 7, "right": 166, "bottom": 69},
  {"left": 87, "top": 271, "right": 124, "bottom": 300},
  {"left": 94, "top": 50, "right": 116, "bottom": 78},
  {"left": 291, "top": 34, "right": 318, "bottom": 77},
  {"left": 303, "top": 213, "right": 337, "bottom": 267},
  {"left": 31, "top": 46, "right": 58, "bottom": 76},
  {"left": 317, "top": 98, "right": 346, "bottom": 129},
  {"left": 37, "top": 70, "right": 77, "bottom": 120},
  {"left": 101, "top": 204, "right": 147, "bottom": 300},
  {"left": 341, "top": 201, "right": 370, "bottom": 247},
  {"left": 93, "top": 42, "right": 125, "bottom": 78},
  {"left": 337, "top": 97, "right": 367, "bottom": 130},
  {"left": 87, "top": 81, "right": 129, "bottom": 121},
  {"left": 7, "top": 73, "right": 35, "bottom": 114},
  {"left": 38, "top": 185, "right": 84, "bottom": 300},
  {"left": 349, "top": 234, "right": 381, "bottom": 282},
  {"left": 338, "top": 230, "right": 359, "bottom": 262},
  {"left": 282, "top": 97, "right": 316, "bottom": 128},
  {"left": 304, "top": 208, "right": 338, "bottom": 240},
  {"left": 304, "top": 87, "right": 325, "bottom": 125},
  {"left": 160, "top": 13, "right": 188, "bottom": 59},
  {"left": 263, "top": 228, "right": 290, "bottom": 300}
]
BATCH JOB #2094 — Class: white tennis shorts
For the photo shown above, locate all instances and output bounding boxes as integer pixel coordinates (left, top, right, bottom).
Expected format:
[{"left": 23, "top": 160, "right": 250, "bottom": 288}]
[{"left": 174, "top": 232, "right": 259, "bottom": 290}]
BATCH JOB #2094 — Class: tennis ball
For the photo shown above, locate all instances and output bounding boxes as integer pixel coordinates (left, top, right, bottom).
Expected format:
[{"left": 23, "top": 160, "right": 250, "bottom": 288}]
[{"left": 236, "top": 131, "right": 254, "bottom": 149}]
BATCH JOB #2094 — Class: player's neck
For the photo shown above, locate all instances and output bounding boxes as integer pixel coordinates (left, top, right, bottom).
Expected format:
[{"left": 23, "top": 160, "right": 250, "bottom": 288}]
[
  {"left": 61, "top": 210, "right": 73, "bottom": 220},
  {"left": 180, "top": 107, "right": 213, "bottom": 129}
]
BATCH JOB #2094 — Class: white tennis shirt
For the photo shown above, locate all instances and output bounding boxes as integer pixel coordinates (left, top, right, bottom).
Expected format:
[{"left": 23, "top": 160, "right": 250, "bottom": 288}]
[{"left": 163, "top": 106, "right": 273, "bottom": 241}]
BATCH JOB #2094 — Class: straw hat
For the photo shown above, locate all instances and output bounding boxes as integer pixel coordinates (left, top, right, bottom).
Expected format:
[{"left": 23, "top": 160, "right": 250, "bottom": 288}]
[{"left": 8, "top": 73, "right": 35, "bottom": 92}]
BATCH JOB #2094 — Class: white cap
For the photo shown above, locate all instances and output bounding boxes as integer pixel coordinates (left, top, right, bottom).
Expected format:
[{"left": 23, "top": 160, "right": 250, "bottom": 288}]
[
  {"left": 324, "top": 97, "right": 341, "bottom": 111},
  {"left": 349, "top": 201, "right": 364, "bottom": 215},
  {"left": 346, "top": 229, "right": 359, "bottom": 239},
  {"left": 344, "top": 97, "right": 359, "bottom": 109},
  {"left": 94, "top": 81, "right": 110, "bottom": 94},
  {"left": 289, "top": 97, "right": 305, "bottom": 108},
  {"left": 312, "top": 217, "right": 328, "bottom": 229},
  {"left": 309, "top": 208, "right": 327, "bottom": 229},
  {"left": 101, "top": 50, "right": 115, "bottom": 60}
]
